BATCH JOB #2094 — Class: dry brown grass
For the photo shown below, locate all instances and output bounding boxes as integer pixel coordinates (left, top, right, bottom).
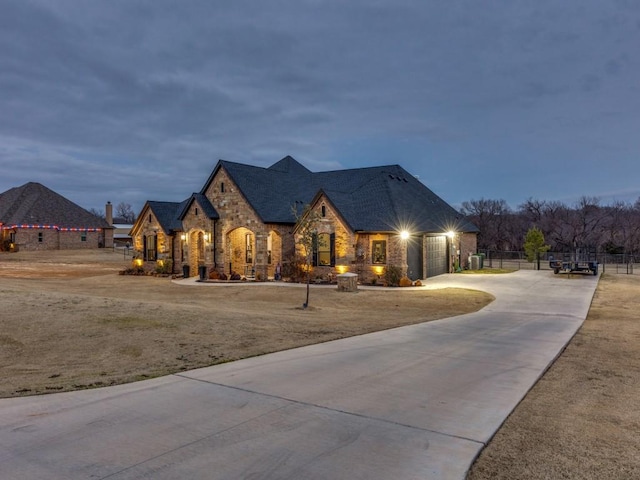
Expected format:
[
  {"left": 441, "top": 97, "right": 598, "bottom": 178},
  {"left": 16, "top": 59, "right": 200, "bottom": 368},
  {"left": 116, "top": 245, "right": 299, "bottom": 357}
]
[
  {"left": 468, "top": 273, "right": 640, "bottom": 479},
  {"left": 0, "top": 249, "right": 492, "bottom": 397}
]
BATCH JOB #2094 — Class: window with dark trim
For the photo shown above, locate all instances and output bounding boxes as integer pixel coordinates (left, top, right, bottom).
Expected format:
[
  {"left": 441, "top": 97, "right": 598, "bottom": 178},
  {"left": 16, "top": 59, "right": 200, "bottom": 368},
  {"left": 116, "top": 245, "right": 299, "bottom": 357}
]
[
  {"left": 144, "top": 235, "right": 157, "bottom": 261},
  {"left": 372, "top": 240, "right": 387, "bottom": 264},
  {"left": 321, "top": 205, "right": 326, "bottom": 217},
  {"left": 38, "top": 232, "right": 43, "bottom": 243},
  {"left": 220, "top": 182, "right": 225, "bottom": 192},
  {"left": 80, "top": 232, "right": 87, "bottom": 242},
  {"left": 313, "top": 233, "right": 335, "bottom": 266}
]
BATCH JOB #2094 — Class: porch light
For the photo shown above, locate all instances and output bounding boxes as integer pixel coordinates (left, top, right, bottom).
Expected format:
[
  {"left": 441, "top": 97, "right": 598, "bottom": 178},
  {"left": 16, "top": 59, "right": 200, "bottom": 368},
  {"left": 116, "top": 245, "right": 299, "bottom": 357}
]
[
  {"left": 400, "top": 230, "right": 410, "bottom": 240},
  {"left": 180, "top": 234, "right": 186, "bottom": 241},
  {"left": 446, "top": 231, "right": 455, "bottom": 239},
  {"left": 205, "top": 233, "right": 211, "bottom": 243}
]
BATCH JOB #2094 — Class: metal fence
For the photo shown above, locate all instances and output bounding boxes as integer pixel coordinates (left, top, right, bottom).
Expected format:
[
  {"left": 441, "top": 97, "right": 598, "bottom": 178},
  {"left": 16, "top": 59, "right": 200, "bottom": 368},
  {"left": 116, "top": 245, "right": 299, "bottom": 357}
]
[{"left": 478, "top": 250, "right": 638, "bottom": 275}]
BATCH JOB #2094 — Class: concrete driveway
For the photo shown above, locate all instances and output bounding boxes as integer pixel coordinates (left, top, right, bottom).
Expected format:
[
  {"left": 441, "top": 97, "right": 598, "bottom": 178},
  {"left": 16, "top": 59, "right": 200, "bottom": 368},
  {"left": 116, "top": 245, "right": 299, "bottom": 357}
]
[{"left": 0, "top": 271, "right": 599, "bottom": 479}]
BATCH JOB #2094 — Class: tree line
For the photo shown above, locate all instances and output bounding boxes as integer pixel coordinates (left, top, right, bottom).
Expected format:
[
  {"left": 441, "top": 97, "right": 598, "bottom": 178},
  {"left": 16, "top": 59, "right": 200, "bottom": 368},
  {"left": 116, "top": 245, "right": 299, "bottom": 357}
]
[{"left": 460, "top": 197, "right": 640, "bottom": 255}]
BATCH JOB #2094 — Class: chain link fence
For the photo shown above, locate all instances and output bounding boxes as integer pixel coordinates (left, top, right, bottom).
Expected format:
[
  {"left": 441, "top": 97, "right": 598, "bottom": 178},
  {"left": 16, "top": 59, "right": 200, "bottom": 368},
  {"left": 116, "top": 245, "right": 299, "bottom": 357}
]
[{"left": 477, "top": 250, "right": 638, "bottom": 275}]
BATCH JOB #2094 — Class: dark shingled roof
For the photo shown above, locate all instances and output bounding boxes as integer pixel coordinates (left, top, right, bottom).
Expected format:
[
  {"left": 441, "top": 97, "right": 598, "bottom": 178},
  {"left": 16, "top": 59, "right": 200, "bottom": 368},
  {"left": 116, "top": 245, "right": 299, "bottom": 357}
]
[
  {"left": 201, "top": 156, "right": 477, "bottom": 233},
  {"left": 143, "top": 194, "right": 218, "bottom": 236},
  {"left": 177, "top": 193, "right": 219, "bottom": 221},
  {"left": 0, "top": 182, "right": 109, "bottom": 229},
  {"left": 145, "top": 201, "right": 185, "bottom": 234}
]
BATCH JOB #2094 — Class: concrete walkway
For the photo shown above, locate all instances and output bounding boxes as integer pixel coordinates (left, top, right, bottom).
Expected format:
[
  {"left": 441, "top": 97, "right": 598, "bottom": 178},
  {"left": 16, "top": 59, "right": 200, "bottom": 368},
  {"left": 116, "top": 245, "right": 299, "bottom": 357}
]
[{"left": 0, "top": 271, "right": 599, "bottom": 479}]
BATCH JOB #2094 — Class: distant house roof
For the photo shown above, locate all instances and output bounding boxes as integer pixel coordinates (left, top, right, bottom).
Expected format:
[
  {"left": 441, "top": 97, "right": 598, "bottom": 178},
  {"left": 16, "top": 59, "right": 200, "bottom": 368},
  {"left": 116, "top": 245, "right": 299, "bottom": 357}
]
[
  {"left": 202, "top": 156, "right": 477, "bottom": 233},
  {"left": 0, "top": 182, "right": 110, "bottom": 229}
]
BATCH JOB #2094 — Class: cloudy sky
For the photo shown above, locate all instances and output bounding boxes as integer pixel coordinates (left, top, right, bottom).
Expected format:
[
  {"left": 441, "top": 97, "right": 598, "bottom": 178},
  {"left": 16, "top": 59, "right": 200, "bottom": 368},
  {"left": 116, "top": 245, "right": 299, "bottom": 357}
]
[{"left": 2, "top": 0, "right": 639, "bottom": 214}]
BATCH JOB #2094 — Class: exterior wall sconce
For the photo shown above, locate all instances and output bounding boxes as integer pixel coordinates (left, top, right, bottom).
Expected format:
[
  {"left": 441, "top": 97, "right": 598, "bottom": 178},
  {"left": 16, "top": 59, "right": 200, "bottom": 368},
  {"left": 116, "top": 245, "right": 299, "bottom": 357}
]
[
  {"left": 400, "top": 230, "right": 410, "bottom": 240},
  {"left": 180, "top": 234, "right": 187, "bottom": 241},
  {"left": 204, "top": 233, "right": 211, "bottom": 243}
]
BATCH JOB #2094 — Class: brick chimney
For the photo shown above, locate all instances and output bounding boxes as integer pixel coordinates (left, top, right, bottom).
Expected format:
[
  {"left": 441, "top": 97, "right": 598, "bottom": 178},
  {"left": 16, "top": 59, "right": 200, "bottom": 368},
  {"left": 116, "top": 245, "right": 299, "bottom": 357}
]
[{"left": 105, "top": 201, "right": 113, "bottom": 226}]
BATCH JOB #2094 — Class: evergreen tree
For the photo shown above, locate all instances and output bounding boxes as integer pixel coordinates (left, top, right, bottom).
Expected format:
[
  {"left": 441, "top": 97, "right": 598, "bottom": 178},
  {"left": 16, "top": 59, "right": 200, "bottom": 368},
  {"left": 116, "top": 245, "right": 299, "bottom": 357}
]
[{"left": 524, "top": 227, "right": 550, "bottom": 269}]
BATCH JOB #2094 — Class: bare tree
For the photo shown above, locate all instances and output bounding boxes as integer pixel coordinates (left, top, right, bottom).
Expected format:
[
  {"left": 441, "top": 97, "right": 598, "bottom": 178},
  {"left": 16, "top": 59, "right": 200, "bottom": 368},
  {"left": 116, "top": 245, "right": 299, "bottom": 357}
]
[
  {"left": 462, "top": 195, "right": 640, "bottom": 256},
  {"left": 88, "top": 208, "right": 105, "bottom": 219},
  {"left": 115, "top": 202, "right": 136, "bottom": 223},
  {"left": 460, "top": 198, "right": 512, "bottom": 250},
  {"left": 292, "top": 203, "right": 324, "bottom": 309},
  {"left": 518, "top": 198, "right": 547, "bottom": 225}
]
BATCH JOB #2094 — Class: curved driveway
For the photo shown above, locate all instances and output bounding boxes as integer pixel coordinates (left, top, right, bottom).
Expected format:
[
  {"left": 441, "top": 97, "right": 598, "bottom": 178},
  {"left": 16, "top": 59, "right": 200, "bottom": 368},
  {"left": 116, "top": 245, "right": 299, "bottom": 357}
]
[{"left": 0, "top": 271, "right": 599, "bottom": 479}]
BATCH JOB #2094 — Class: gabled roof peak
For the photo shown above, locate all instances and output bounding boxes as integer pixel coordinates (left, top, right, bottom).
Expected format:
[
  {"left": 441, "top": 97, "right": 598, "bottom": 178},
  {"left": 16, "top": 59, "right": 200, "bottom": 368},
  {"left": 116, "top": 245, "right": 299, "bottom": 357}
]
[{"left": 268, "top": 155, "right": 311, "bottom": 175}]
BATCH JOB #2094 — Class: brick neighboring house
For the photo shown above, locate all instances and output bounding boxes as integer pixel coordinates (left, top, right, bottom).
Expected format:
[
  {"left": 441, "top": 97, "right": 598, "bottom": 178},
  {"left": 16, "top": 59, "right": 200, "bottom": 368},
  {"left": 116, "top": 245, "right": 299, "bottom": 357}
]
[
  {"left": 130, "top": 156, "right": 478, "bottom": 281},
  {"left": 0, "top": 182, "right": 113, "bottom": 251}
]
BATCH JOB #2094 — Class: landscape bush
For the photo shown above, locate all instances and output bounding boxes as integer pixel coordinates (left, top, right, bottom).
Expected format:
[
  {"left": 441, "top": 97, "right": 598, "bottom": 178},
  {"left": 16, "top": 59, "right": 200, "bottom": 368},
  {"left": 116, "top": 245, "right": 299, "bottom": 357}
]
[{"left": 384, "top": 265, "right": 402, "bottom": 287}]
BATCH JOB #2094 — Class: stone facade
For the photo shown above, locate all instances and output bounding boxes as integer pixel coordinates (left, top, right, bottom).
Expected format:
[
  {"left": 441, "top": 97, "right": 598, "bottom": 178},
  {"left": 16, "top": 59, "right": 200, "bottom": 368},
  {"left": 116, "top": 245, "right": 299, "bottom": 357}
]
[
  {"left": 293, "top": 197, "right": 416, "bottom": 284},
  {"left": 131, "top": 159, "right": 479, "bottom": 280}
]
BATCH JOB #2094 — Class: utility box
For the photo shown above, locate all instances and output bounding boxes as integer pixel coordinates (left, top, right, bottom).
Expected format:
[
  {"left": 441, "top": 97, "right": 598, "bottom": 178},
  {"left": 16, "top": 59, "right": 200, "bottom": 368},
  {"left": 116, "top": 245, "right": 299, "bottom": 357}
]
[
  {"left": 337, "top": 273, "right": 358, "bottom": 292},
  {"left": 470, "top": 255, "right": 481, "bottom": 270}
]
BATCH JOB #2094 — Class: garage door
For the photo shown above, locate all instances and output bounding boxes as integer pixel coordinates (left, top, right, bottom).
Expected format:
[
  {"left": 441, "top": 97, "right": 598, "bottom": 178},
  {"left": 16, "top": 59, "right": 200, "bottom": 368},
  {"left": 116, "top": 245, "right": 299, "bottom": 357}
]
[{"left": 426, "top": 235, "right": 448, "bottom": 277}]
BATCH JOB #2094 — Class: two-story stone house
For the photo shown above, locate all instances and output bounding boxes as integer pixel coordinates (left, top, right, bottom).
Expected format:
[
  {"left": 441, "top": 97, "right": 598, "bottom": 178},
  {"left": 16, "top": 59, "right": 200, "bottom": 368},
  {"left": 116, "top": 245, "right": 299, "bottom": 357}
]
[{"left": 129, "top": 156, "right": 478, "bottom": 281}]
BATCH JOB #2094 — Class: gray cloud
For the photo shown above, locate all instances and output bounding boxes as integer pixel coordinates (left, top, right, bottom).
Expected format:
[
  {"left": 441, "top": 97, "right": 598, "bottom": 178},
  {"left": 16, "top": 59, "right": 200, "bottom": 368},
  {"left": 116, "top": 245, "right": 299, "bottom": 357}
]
[{"left": 2, "top": 0, "right": 640, "bottom": 212}]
